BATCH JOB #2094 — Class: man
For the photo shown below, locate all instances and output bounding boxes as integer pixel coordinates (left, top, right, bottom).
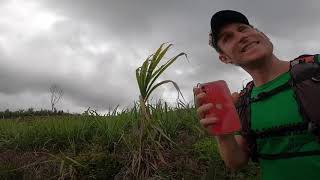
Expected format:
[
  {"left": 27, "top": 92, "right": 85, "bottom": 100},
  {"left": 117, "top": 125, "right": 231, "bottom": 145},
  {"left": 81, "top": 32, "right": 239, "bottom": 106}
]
[{"left": 194, "top": 10, "right": 320, "bottom": 179}]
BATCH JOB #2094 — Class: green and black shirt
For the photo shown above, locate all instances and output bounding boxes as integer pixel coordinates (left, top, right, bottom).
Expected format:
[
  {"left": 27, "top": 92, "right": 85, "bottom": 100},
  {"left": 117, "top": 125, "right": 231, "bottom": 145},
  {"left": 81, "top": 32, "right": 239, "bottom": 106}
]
[{"left": 251, "top": 64, "right": 320, "bottom": 180}]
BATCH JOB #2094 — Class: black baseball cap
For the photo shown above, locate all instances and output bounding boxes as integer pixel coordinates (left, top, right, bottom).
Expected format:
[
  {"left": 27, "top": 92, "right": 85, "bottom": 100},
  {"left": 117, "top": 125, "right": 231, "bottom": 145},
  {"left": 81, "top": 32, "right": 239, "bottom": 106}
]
[{"left": 210, "top": 10, "right": 250, "bottom": 50}]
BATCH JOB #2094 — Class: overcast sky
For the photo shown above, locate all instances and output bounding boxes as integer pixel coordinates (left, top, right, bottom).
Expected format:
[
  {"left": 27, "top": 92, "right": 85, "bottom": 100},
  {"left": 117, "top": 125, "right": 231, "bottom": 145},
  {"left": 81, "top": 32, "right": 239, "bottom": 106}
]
[{"left": 1, "top": 0, "right": 320, "bottom": 113}]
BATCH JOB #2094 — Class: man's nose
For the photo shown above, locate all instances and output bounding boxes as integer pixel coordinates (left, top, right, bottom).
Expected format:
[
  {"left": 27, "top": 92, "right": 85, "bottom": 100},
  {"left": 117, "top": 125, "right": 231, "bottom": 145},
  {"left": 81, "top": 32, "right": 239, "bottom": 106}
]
[{"left": 236, "top": 32, "right": 249, "bottom": 44}]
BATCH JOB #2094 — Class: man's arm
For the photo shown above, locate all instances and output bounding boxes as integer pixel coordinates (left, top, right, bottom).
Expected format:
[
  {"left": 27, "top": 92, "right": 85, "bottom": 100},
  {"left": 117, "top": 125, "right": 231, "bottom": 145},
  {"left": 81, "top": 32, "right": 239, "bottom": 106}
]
[
  {"left": 215, "top": 134, "right": 249, "bottom": 171},
  {"left": 194, "top": 88, "right": 250, "bottom": 171}
]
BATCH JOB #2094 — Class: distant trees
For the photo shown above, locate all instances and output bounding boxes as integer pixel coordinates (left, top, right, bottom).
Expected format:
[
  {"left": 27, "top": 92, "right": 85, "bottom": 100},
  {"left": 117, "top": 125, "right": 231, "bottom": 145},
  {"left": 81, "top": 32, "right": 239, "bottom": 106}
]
[
  {"left": 0, "top": 108, "right": 71, "bottom": 119},
  {"left": 49, "top": 84, "right": 64, "bottom": 112}
]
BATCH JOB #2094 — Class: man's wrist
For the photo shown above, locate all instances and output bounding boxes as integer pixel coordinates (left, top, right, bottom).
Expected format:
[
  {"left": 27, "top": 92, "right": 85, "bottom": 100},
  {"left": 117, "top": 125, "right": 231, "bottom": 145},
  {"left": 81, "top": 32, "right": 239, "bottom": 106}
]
[{"left": 215, "top": 133, "right": 235, "bottom": 142}]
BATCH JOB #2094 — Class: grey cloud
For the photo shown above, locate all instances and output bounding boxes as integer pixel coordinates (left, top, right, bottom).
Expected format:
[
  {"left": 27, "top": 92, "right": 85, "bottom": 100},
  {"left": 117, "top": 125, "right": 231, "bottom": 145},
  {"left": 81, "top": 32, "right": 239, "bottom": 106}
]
[
  {"left": 0, "top": 18, "right": 136, "bottom": 110},
  {"left": 1, "top": 0, "right": 320, "bottom": 112}
]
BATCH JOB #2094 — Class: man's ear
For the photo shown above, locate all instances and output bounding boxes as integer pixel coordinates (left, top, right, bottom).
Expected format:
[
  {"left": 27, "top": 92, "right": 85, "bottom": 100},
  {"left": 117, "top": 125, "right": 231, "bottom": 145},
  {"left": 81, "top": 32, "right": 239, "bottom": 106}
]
[{"left": 219, "top": 54, "right": 232, "bottom": 64}]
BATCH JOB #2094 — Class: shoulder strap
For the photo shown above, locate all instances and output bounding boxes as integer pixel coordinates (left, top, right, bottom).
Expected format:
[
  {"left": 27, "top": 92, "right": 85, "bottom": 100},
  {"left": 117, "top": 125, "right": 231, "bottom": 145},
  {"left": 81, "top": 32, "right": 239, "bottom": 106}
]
[
  {"left": 253, "top": 54, "right": 320, "bottom": 103},
  {"left": 289, "top": 54, "right": 320, "bottom": 142},
  {"left": 237, "top": 81, "right": 260, "bottom": 162},
  {"left": 237, "top": 81, "right": 254, "bottom": 128},
  {"left": 290, "top": 54, "right": 320, "bottom": 82}
]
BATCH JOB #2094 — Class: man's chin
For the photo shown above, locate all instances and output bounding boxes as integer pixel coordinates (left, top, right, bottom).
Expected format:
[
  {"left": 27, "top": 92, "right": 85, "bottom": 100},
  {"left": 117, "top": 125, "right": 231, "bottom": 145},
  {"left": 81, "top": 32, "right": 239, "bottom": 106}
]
[
  {"left": 238, "top": 56, "right": 267, "bottom": 69},
  {"left": 241, "top": 51, "right": 269, "bottom": 62}
]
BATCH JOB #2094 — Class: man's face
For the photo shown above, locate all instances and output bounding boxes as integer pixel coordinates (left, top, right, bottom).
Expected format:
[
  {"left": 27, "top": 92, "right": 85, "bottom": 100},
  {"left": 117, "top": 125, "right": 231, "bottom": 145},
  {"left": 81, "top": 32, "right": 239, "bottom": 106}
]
[{"left": 216, "top": 23, "right": 273, "bottom": 67}]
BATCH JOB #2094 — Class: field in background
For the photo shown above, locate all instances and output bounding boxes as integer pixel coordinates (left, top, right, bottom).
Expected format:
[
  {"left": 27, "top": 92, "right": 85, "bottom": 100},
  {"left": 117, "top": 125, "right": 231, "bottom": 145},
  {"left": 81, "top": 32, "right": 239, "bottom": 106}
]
[{"left": 0, "top": 102, "right": 259, "bottom": 179}]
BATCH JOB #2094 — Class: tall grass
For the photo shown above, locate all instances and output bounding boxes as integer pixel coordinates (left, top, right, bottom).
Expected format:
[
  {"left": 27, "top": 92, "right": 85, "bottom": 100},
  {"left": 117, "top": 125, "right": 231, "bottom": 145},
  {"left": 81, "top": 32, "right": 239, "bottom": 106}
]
[
  {"left": 0, "top": 116, "right": 115, "bottom": 151},
  {"left": 131, "top": 43, "right": 188, "bottom": 178},
  {"left": 0, "top": 102, "right": 259, "bottom": 179}
]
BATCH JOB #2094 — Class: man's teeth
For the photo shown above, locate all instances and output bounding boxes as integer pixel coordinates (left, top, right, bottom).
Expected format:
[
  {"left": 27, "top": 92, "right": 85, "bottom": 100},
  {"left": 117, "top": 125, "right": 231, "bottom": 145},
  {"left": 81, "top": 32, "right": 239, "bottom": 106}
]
[{"left": 243, "top": 42, "right": 258, "bottom": 52}]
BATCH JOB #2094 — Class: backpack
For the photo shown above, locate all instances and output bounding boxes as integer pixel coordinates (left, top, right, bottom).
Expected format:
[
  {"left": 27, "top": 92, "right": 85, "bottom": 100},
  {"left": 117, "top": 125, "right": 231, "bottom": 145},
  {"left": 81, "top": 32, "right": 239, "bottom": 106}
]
[{"left": 236, "top": 54, "right": 320, "bottom": 162}]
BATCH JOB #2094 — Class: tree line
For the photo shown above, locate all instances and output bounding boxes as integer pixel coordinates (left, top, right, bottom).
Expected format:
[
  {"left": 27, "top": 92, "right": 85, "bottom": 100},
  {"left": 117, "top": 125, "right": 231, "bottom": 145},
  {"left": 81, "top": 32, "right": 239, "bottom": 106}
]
[{"left": 0, "top": 108, "right": 75, "bottom": 119}]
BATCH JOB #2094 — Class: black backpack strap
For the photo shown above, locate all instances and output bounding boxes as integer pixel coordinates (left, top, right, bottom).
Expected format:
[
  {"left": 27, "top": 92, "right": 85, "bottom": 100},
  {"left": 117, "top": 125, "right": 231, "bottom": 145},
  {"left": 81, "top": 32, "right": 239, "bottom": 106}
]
[
  {"left": 250, "top": 54, "right": 319, "bottom": 103},
  {"left": 254, "top": 122, "right": 308, "bottom": 138},
  {"left": 290, "top": 54, "right": 320, "bottom": 82},
  {"left": 289, "top": 54, "right": 320, "bottom": 142},
  {"left": 250, "top": 81, "right": 292, "bottom": 103},
  {"left": 291, "top": 54, "right": 320, "bottom": 65},
  {"left": 259, "top": 150, "right": 320, "bottom": 160},
  {"left": 236, "top": 81, "right": 260, "bottom": 162}
]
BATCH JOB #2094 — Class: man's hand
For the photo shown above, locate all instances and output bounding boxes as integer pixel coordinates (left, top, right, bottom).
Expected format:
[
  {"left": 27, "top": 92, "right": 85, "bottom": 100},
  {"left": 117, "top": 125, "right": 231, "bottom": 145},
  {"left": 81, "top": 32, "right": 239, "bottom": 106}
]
[
  {"left": 193, "top": 87, "right": 240, "bottom": 136},
  {"left": 194, "top": 86, "right": 249, "bottom": 170}
]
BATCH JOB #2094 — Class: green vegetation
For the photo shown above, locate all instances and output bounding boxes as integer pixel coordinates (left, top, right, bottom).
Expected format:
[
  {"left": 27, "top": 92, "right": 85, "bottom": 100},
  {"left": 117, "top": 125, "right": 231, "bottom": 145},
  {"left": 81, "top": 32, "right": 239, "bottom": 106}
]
[
  {"left": 0, "top": 108, "right": 72, "bottom": 119},
  {"left": 0, "top": 43, "right": 259, "bottom": 179},
  {"left": 0, "top": 104, "right": 259, "bottom": 179}
]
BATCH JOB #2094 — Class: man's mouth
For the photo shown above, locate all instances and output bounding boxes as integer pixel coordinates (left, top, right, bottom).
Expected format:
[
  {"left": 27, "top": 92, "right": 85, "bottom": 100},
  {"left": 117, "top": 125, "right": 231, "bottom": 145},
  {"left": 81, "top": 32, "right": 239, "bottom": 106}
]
[{"left": 241, "top": 41, "right": 260, "bottom": 53}]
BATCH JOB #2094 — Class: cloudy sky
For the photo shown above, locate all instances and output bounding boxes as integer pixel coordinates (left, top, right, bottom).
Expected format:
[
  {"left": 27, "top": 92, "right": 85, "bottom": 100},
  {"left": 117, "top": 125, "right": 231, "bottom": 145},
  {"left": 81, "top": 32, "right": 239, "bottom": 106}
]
[{"left": 1, "top": 0, "right": 320, "bottom": 113}]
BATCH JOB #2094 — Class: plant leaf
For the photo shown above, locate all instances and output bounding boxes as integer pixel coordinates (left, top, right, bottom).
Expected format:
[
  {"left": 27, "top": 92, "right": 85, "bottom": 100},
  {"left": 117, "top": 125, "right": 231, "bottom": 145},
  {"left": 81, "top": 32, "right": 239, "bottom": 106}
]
[
  {"left": 145, "top": 80, "right": 185, "bottom": 103},
  {"left": 146, "top": 52, "right": 187, "bottom": 94},
  {"left": 136, "top": 67, "right": 143, "bottom": 95},
  {"left": 65, "top": 156, "right": 85, "bottom": 167},
  {"left": 140, "top": 58, "right": 150, "bottom": 98},
  {"left": 146, "top": 43, "right": 172, "bottom": 84}
]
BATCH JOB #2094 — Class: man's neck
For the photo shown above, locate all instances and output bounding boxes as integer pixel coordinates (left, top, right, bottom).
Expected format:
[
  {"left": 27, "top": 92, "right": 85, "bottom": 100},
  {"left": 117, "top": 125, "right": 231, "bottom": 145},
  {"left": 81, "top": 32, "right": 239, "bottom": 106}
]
[{"left": 243, "top": 55, "right": 290, "bottom": 87}]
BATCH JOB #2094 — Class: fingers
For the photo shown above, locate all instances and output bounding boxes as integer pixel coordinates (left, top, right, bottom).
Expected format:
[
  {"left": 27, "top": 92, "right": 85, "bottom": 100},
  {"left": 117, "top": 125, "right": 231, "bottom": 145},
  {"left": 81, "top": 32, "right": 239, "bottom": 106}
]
[
  {"left": 194, "top": 86, "right": 220, "bottom": 134},
  {"left": 193, "top": 87, "right": 208, "bottom": 109},
  {"left": 200, "top": 116, "right": 219, "bottom": 129},
  {"left": 195, "top": 92, "right": 208, "bottom": 108},
  {"left": 197, "top": 103, "right": 213, "bottom": 119}
]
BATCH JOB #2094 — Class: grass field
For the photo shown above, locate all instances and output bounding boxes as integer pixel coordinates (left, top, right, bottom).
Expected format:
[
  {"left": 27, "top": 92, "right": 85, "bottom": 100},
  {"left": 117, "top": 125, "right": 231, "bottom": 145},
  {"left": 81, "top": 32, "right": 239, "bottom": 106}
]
[
  {"left": 0, "top": 44, "right": 260, "bottom": 179},
  {"left": 0, "top": 102, "right": 259, "bottom": 179}
]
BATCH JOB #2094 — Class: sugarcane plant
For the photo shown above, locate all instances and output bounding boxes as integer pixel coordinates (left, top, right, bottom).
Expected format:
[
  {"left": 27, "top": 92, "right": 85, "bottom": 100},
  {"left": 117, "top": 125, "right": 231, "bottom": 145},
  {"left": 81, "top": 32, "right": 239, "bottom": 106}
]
[
  {"left": 131, "top": 43, "right": 187, "bottom": 178},
  {"left": 136, "top": 43, "right": 187, "bottom": 119}
]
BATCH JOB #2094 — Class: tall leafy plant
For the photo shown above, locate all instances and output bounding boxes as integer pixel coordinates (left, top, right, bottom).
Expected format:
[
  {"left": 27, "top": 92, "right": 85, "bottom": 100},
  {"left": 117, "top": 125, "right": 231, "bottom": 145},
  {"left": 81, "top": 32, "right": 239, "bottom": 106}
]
[
  {"left": 136, "top": 43, "right": 187, "bottom": 119},
  {"left": 130, "top": 43, "right": 187, "bottom": 178}
]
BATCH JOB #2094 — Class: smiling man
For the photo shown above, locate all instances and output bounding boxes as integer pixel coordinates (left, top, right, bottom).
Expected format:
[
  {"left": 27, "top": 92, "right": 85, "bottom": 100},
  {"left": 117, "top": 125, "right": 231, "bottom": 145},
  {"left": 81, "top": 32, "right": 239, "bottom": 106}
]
[{"left": 194, "top": 10, "right": 320, "bottom": 180}]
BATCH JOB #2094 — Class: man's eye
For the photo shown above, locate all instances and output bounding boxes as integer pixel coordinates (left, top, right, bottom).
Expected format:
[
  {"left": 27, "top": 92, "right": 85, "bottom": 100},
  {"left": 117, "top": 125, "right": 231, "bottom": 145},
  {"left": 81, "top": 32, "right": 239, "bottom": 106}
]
[
  {"left": 239, "top": 26, "right": 248, "bottom": 32},
  {"left": 223, "top": 35, "right": 231, "bottom": 42}
]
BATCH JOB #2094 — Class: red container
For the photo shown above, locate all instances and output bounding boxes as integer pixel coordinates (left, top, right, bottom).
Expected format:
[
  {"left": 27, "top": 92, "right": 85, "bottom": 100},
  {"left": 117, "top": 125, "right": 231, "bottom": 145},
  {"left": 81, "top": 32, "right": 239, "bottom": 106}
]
[{"left": 197, "top": 80, "right": 240, "bottom": 135}]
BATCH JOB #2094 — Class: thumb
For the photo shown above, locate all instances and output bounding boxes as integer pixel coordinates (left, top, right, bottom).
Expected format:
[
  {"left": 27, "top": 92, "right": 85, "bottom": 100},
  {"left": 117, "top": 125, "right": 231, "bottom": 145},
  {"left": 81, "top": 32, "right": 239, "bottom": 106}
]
[{"left": 231, "top": 92, "right": 240, "bottom": 105}]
